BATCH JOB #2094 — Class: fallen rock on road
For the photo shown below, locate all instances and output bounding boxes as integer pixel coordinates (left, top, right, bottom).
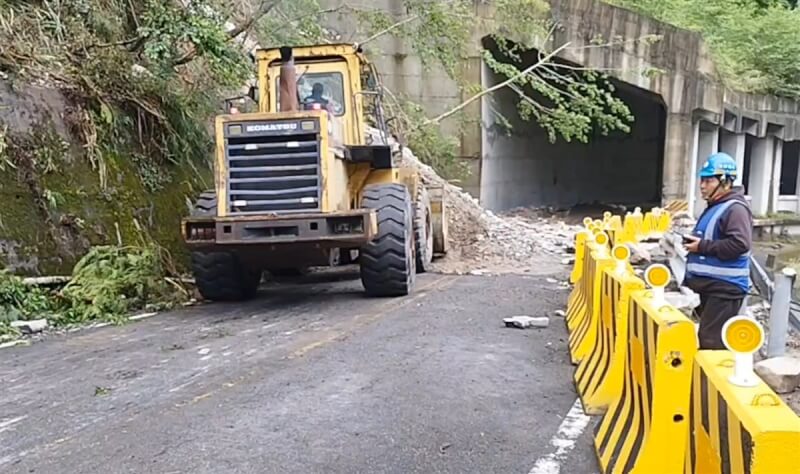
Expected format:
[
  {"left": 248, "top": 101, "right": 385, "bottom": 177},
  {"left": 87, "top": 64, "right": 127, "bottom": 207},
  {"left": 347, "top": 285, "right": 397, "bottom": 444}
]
[
  {"left": 503, "top": 315, "right": 551, "bottom": 329},
  {"left": 755, "top": 356, "right": 800, "bottom": 394}
]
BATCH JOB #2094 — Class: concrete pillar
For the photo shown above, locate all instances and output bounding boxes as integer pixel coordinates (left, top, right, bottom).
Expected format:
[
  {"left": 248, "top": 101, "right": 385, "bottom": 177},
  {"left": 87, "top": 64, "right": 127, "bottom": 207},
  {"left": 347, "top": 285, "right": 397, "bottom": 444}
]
[
  {"left": 771, "top": 138, "right": 783, "bottom": 213},
  {"left": 692, "top": 122, "right": 720, "bottom": 217},
  {"left": 749, "top": 136, "right": 775, "bottom": 217},
  {"left": 687, "top": 120, "right": 700, "bottom": 217},
  {"left": 719, "top": 130, "right": 746, "bottom": 187},
  {"left": 663, "top": 113, "right": 693, "bottom": 204}
]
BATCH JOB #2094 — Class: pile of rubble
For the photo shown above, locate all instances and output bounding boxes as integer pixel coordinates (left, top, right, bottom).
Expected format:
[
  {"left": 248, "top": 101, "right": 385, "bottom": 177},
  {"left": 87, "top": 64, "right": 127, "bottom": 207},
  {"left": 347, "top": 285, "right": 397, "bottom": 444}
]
[{"left": 367, "top": 127, "right": 579, "bottom": 275}]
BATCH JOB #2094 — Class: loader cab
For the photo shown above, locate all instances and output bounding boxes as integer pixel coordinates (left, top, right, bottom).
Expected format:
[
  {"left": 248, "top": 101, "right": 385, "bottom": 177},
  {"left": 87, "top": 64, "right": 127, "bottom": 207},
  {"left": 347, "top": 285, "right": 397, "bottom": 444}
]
[{"left": 255, "top": 44, "right": 371, "bottom": 146}]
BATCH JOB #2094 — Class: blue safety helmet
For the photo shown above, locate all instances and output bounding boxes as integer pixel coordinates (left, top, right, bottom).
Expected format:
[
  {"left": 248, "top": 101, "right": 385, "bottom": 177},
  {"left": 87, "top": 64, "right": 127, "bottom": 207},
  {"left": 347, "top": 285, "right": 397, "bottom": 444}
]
[{"left": 699, "top": 152, "right": 737, "bottom": 182}]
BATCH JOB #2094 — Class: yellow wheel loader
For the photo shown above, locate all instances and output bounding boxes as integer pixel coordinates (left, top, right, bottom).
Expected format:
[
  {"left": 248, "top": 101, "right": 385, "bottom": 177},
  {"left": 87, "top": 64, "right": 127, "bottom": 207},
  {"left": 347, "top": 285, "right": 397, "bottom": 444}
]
[{"left": 181, "top": 44, "right": 448, "bottom": 300}]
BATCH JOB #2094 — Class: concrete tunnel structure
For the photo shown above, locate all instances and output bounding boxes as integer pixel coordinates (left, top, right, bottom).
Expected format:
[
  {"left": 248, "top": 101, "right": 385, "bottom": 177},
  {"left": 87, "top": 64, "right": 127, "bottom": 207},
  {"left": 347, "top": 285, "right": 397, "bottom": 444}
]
[
  {"left": 319, "top": 0, "right": 800, "bottom": 217},
  {"left": 475, "top": 0, "right": 800, "bottom": 216},
  {"left": 479, "top": 36, "right": 667, "bottom": 212}
]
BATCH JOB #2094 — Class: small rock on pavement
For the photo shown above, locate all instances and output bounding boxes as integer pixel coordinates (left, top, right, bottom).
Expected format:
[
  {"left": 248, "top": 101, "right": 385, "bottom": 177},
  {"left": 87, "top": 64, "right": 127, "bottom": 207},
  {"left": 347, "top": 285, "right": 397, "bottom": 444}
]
[
  {"left": 10, "top": 318, "right": 48, "bottom": 334},
  {"left": 755, "top": 357, "right": 800, "bottom": 394},
  {"left": 503, "top": 315, "right": 550, "bottom": 329}
]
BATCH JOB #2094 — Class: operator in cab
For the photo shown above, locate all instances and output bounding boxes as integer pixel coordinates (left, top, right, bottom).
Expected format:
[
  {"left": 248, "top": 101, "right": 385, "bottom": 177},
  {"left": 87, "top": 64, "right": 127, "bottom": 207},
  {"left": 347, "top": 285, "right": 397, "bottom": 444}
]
[
  {"left": 683, "top": 152, "right": 753, "bottom": 350},
  {"left": 303, "top": 83, "right": 330, "bottom": 110}
]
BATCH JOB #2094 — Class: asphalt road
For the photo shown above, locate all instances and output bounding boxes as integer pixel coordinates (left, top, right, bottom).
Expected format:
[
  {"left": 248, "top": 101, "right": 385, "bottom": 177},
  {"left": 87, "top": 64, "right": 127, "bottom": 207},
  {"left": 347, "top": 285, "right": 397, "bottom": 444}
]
[{"left": 0, "top": 269, "right": 599, "bottom": 474}]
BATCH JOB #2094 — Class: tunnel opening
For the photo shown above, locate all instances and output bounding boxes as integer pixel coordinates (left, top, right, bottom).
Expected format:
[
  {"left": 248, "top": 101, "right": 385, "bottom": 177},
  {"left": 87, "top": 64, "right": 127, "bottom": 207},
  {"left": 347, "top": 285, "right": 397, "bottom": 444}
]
[{"left": 479, "top": 37, "right": 667, "bottom": 215}]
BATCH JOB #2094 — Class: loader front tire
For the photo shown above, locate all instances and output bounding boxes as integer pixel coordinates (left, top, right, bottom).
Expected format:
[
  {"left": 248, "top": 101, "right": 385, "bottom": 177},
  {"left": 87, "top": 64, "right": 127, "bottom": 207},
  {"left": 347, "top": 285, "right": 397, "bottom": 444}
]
[
  {"left": 187, "top": 191, "right": 261, "bottom": 301},
  {"left": 191, "top": 251, "right": 261, "bottom": 302},
  {"left": 359, "top": 183, "right": 416, "bottom": 296}
]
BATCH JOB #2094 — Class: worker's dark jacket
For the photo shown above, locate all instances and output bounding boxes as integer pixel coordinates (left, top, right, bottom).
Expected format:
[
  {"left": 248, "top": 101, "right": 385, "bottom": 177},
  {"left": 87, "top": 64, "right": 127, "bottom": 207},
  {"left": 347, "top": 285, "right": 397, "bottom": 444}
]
[{"left": 684, "top": 187, "right": 753, "bottom": 299}]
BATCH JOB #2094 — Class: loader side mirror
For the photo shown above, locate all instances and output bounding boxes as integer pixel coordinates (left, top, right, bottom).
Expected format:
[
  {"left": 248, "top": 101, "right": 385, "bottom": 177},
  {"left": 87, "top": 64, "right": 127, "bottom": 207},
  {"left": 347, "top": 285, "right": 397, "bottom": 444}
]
[
  {"left": 247, "top": 85, "right": 259, "bottom": 103},
  {"left": 366, "top": 73, "right": 377, "bottom": 90}
]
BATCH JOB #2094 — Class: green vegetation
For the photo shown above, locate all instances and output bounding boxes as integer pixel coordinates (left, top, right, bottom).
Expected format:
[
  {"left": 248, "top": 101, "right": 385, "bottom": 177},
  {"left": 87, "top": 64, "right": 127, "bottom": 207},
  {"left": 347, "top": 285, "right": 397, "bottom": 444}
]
[
  {"left": 605, "top": 0, "right": 800, "bottom": 98},
  {"left": 0, "top": 243, "right": 186, "bottom": 338}
]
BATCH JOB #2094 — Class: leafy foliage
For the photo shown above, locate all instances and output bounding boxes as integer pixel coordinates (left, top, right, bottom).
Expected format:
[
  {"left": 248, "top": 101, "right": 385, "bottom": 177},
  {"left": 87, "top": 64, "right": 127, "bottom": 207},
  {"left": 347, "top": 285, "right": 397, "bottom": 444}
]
[
  {"left": 138, "top": 0, "right": 250, "bottom": 87},
  {"left": 57, "top": 245, "right": 179, "bottom": 324},
  {"left": 0, "top": 271, "right": 52, "bottom": 324},
  {"left": 482, "top": 44, "right": 635, "bottom": 143},
  {"left": 606, "top": 0, "right": 800, "bottom": 98}
]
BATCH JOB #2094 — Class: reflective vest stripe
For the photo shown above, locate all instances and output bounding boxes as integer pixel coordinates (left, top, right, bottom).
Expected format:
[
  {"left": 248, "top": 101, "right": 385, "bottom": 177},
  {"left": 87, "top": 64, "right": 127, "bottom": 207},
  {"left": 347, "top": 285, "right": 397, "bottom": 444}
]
[
  {"left": 702, "top": 200, "right": 740, "bottom": 240},
  {"left": 685, "top": 262, "right": 750, "bottom": 277}
]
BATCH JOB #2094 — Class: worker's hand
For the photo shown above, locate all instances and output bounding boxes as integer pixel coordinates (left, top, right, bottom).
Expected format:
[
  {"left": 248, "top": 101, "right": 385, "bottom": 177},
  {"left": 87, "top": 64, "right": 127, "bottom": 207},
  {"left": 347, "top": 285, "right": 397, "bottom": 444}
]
[{"left": 683, "top": 235, "right": 701, "bottom": 253}]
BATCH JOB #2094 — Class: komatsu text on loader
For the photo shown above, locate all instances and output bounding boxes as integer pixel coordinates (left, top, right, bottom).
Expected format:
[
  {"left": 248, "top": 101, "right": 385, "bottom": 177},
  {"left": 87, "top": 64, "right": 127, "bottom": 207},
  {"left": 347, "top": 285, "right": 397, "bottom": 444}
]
[{"left": 181, "top": 44, "right": 448, "bottom": 300}]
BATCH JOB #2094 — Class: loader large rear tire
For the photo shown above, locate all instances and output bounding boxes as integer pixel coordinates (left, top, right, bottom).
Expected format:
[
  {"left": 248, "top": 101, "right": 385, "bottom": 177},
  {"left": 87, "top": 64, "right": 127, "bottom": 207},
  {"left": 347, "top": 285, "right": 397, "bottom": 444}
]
[
  {"left": 359, "top": 183, "right": 416, "bottom": 296},
  {"left": 187, "top": 190, "right": 261, "bottom": 302}
]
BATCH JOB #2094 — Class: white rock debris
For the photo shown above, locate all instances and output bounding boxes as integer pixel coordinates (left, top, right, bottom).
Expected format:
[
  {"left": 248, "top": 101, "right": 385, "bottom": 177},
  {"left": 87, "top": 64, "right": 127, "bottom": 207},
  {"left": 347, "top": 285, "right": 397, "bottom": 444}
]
[{"left": 366, "top": 127, "right": 580, "bottom": 275}]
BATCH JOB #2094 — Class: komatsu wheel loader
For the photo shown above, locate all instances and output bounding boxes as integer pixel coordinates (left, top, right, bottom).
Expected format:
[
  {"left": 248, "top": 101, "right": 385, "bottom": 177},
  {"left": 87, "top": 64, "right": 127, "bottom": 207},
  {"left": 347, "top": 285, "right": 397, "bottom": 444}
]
[{"left": 181, "top": 44, "right": 448, "bottom": 300}]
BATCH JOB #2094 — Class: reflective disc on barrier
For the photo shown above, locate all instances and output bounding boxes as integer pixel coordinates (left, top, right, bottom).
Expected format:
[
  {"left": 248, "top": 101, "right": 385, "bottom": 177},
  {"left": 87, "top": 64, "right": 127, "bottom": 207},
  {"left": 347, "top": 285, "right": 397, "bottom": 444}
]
[
  {"left": 644, "top": 264, "right": 670, "bottom": 288},
  {"left": 612, "top": 245, "right": 630, "bottom": 262},
  {"left": 722, "top": 316, "right": 764, "bottom": 354}
]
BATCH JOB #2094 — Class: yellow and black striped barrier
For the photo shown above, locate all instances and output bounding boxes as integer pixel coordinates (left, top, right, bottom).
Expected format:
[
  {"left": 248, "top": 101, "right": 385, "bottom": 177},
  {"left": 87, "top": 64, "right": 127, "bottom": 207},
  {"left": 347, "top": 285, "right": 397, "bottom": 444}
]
[
  {"left": 593, "top": 265, "right": 698, "bottom": 474},
  {"left": 574, "top": 245, "right": 646, "bottom": 415},
  {"left": 566, "top": 241, "right": 590, "bottom": 329},
  {"left": 685, "top": 318, "right": 800, "bottom": 474},
  {"left": 562, "top": 206, "right": 800, "bottom": 473},
  {"left": 570, "top": 222, "right": 592, "bottom": 286},
  {"left": 566, "top": 231, "right": 606, "bottom": 333},
  {"left": 664, "top": 199, "right": 689, "bottom": 214},
  {"left": 568, "top": 233, "right": 612, "bottom": 364}
]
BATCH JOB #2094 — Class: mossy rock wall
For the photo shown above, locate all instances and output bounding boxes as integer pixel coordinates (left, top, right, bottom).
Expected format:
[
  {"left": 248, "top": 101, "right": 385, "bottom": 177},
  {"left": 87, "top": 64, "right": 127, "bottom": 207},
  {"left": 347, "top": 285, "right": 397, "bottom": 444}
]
[{"left": 0, "top": 80, "right": 212, "bottom": 276}]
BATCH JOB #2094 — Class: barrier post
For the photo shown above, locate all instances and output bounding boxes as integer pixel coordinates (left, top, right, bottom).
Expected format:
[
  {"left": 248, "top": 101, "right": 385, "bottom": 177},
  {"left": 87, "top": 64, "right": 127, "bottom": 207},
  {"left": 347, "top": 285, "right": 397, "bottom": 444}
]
[{"left": 767, "top": 267, "right": 796, "bottom": 358}]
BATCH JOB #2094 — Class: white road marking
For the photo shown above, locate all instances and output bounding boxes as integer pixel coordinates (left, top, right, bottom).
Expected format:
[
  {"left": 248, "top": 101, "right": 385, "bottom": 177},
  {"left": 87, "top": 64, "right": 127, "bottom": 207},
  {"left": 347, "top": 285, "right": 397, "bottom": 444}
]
[
  {"left": 528, "top": 398, "right": 592, "bottom": 474},
  {"left": 0, "top": 415, "right": 28, "bottom": 433},
  {"left": 129, "top": 312, "right": 157, "bottom": 321}
]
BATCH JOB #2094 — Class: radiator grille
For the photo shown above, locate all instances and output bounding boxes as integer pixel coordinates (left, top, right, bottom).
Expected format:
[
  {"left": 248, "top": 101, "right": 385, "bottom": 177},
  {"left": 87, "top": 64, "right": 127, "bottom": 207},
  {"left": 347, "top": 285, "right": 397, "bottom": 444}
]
[{"left": 225, "top": 128, "right": 321, "bottom": 215}]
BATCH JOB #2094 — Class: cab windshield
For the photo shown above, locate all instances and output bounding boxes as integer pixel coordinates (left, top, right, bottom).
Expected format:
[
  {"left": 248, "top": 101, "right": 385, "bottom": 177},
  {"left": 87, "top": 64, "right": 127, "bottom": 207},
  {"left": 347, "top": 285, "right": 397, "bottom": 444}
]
[{"left": 275, "top": 71, "right": 346, "bottom": 116}]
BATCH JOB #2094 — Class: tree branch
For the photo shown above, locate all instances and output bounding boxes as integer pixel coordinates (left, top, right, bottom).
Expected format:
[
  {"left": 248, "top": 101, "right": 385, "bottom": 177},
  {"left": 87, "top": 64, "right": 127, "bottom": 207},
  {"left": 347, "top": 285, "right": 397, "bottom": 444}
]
[
  {"left": 508, "top": 82, "right": 557, "bottom": 117},
  {"left": 227, "top": 0, "right": 281, "bottom": 39},
  {"left": 171, "top": 0, "right": 279, "bottom": 68},
  {"left": 356, "top": 14, "right": 419, "bottom": 48},
  {"left": 425, "top": 41, "right": 571, "bottom": 125},
  {"left": 354, "top": 0, "right": 460, "bottom": 48}
]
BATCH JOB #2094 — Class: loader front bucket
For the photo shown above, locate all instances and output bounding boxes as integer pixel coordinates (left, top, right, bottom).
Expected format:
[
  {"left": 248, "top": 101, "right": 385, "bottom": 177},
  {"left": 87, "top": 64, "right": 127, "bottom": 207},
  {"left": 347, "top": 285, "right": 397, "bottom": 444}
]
[{"left": 428, "top": 184, "right": 448, "bottom": 256}]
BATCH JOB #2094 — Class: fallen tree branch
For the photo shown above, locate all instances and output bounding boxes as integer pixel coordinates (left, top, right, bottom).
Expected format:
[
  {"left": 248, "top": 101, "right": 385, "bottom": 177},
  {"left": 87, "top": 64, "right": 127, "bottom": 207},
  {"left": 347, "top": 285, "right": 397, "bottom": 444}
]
[
  {"left": 22, "top": 276, "right": 71, "bottom": 286},
  {"left": 425, "top": 41, "right": 571, "bottom": 125},
  {"left": 226, "top": 0, "right": 281, "bottom": 39}
]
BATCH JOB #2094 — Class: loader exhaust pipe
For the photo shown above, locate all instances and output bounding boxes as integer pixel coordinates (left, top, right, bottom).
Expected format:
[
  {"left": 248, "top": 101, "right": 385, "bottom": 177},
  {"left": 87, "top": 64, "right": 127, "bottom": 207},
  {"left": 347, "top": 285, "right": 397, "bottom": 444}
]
[{"left": 279, "top": 46, "right": 298, "bottom": 112}]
